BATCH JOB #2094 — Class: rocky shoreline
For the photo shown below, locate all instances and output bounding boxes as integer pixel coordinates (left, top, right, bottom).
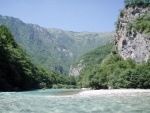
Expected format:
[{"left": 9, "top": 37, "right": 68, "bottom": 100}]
[{"left": 75, "top": 89, "right": 150, "bottom": 97}]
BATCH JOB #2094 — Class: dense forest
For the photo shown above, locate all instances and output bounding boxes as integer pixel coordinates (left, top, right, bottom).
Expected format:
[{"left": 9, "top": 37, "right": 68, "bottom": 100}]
[
  {"left": 77, "top": 49, "right": 150, "bottom": 89},
  {"left": 0, "top": 25, "right": 76, "bottom": 91}
]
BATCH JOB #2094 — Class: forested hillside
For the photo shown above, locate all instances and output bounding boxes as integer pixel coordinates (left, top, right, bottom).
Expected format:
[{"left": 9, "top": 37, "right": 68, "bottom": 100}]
[
  {"left": 0, "top": 25, "right": 76, "bottom": 91},
  {"left": 69, "top": 43, "right": 114, "bottom": 76},
  {"left": 0, "top": 15, "right": 112, "bottom": 74},
  {"left": 77, "top": 51, "right": 150, "bottom": 89},
  {"left": 74, "top": 0, "right": 150, "bottom": 89}
]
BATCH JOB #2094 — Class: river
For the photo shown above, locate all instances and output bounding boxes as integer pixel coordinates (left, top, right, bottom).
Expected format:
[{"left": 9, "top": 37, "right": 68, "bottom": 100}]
[{"left": 0, "top": 89, "right": 150, "bottom": 113}]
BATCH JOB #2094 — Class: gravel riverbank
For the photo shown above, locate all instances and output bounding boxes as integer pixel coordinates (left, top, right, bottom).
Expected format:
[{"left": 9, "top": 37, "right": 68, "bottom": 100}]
[{"left": 75, "top": 89, "right": 150, "bottom": 97}]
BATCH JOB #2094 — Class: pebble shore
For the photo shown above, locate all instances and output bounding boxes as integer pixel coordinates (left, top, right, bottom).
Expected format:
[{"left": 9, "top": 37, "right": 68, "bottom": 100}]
[{"left": 76, "top": 89, "right": 150, "bottom": 97}]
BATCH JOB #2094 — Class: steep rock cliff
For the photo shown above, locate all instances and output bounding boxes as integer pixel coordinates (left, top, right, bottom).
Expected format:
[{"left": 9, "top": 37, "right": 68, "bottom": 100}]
[{"left": 115, "top": 6, "right": 150, "bottom": 62}]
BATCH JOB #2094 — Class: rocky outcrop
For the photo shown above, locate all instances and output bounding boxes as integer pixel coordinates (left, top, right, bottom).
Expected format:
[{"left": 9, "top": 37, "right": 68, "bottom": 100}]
[
  {"left": 115, "top": 6, "right": 150, "bottom": 62},
  {"left": 69, "top": 60, "right": 85, "bottom": 76}
]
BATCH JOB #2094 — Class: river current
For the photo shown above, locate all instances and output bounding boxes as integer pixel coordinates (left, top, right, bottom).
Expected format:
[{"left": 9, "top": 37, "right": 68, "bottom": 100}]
[{"left": 0, "top": 89, "right": 150, "bottom": 113}]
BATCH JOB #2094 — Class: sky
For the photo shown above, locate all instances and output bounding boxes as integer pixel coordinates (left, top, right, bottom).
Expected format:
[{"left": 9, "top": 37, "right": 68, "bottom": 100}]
[{"left": 0, "top": 0, "right": 124, "bottom": 32}]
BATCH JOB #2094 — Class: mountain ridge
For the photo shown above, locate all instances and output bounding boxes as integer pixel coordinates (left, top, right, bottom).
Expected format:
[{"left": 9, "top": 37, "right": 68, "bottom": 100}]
[{"left": 0, "top": 15, "right": 112, "bottom": 74}]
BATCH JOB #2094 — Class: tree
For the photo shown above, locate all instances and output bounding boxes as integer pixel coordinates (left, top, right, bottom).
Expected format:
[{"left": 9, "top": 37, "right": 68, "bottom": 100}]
[
  {"left": 0, "top": 25, "right": 53, "bottom": 91},
  {"left": 124, "top": 0, "right": 150, "bottom": 6}
]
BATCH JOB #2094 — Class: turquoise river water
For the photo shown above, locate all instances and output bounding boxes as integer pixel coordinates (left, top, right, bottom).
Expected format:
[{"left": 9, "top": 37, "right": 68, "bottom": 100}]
[{"left": 0, "top": 89, "right": 150, "bottom": 113}]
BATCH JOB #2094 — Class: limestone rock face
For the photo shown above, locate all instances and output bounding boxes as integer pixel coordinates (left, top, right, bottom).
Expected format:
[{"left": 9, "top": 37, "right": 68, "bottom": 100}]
[
  {"left": 69, "top": 60, "right": 84, "bottom": 76},
  {"left": 115, "top": 6, "right": 150, "bottom": 62}
]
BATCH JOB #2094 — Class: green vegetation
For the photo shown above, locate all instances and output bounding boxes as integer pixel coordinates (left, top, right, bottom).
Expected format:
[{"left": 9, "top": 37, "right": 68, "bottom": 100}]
[
  {"left": 127, "top": 23, "right": 133, "bottom": 35},
  {"left": 115, "top": 19, "right": 120, "bottom": 32},
  {"left": 116, "top": 1, "right": 150, "bottom": 36},
  {"left": 127, "top": 13, "right": 150, "bottom": 35},
  {"left": 74, "top": 43, "right": 114, "bottom": 68},
  {"left": 0, "top": 15, "right": 112, "bottom": 75},
  {"left": 124, "top": 0, "right": 150, "bottom": 7},
  {"left": 1, "top": 3, "right": 150, "bottom": 91},
  {"left": 120, "top": 10, "right": 125, "bottom": 18},
  {"left": 75, "top": 43, "right": 114, "bottom": 88},
  {"left": 76, "top": 43, "right": 150, "bottom": 89},
  {"left": 0, "top": 25, "right": 76, "bottom": 91},
  {"left": 133, "top": 14, "right": 150, "bottom": 35}
]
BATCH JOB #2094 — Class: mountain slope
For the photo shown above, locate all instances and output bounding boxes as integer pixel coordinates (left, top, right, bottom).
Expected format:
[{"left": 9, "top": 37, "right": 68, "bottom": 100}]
[
  {"left": 0, "top": 15, "right": 112, "bottom": 74},
  {"left": 69, "top": 43, "right": 114, "bottom": 76},
  {"left": 73, "top": 2, "right": 150, "bottom": 89},
  {"left": 0, "top": 25, "right": 57, "bottom": 91}
]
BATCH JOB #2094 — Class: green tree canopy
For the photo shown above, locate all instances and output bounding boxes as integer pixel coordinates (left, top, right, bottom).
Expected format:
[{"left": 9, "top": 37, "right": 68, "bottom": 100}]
[
  {"left": 124, "top": 0, "right": 150, "bottom": 6},
  {"left": 0, "top": 25, "right": 77, "bottom": 91}
]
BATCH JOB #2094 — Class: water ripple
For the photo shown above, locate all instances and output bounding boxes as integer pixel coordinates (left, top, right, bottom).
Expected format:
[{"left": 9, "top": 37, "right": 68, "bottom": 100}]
[{"left": 0, "top": 89, "right": 150, "bottom": 113}]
